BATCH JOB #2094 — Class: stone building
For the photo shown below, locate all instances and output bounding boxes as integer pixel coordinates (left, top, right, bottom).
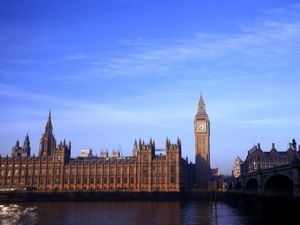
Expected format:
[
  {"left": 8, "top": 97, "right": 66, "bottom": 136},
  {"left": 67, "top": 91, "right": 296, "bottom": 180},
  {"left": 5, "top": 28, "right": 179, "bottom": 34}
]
[
  {"left": 242, "top": 141, "right": 300, "bottom": 175},
  {"left": 0, "top": 112, "right": 190, "bottom": 192}
]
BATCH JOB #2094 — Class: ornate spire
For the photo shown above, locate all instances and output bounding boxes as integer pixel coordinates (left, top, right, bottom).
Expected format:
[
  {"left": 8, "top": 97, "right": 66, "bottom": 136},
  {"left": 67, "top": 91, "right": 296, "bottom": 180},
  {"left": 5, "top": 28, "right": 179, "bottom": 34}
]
[
  {"left": 134, "top": 139, "right": 138, "bottom": 149},
  {"left": 196, "top": 93, "right": 208, "bottom": 118},
  {"left": 22, "top": 133, "right": 31, "bottom": 156},
  {"left": 23, "top": 133, "right": 30, "bottom": 146},
  {"left": 166, "top": 138, "right": 170, "bottom": 149},
  {"left": 48, "top": 110, "right": 51, "bottom": 122},
  {"left": 198, "top": 92, "right": 205, "bottom": 106},
  {"left": 177, "top": 137, "right": 181, "bottom": 146},
  {"left": 25, "top": 133, "right": 29, "bottom": 139},
  {"left": 39, "top": 111, "right": 56, "bottom": 156},
  {"left": 45, "top": 110, "right": 53, "bottom": 134},
  {"left": 16, "top": 139, "right": 20, "bottom": 147}
]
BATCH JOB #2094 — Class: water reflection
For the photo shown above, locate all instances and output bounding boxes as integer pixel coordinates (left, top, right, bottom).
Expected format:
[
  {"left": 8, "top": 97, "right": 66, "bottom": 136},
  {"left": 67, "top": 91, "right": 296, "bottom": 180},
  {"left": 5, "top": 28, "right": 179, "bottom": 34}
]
[
  {"left": 0, "top": 200, "right": 297, "bottom": 225},
  {"left": 179, "top": 201, "right": 245, "bottom": 225},
  {"left": 34, "top": 201, "right": 181, "bottom": 225},
  {"left": 0, "top": 204, "right": 37, "bottom": 225}
]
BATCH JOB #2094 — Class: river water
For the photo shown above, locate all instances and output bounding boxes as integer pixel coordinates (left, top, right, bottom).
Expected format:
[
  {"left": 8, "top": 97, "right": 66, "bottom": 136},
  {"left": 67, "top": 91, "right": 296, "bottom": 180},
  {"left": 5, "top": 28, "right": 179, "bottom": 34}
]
[{"left": 0, "top": 201, "right": 297, "bottom": 225}]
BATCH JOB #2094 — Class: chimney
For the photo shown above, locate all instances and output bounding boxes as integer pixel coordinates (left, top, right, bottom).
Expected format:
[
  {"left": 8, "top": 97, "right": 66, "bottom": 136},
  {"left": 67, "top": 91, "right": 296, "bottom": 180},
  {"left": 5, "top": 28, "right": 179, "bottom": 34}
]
[{"left": 272, "top": 143, "right": 275, "bottom": 149}]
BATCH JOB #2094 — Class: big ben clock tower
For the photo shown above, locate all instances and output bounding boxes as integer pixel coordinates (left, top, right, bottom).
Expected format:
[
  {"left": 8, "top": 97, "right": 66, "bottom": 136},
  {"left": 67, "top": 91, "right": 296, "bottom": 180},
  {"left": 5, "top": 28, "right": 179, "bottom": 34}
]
[{"left": 194, "top": 93, "right": 210, "bottom": 188}]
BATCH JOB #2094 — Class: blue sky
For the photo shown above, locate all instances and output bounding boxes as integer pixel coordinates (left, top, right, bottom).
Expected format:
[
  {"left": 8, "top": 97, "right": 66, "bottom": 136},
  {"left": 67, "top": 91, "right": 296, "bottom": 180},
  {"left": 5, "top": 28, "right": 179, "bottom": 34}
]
[{"left": 1, "top": 0, "right": 300, "bottom": 174}]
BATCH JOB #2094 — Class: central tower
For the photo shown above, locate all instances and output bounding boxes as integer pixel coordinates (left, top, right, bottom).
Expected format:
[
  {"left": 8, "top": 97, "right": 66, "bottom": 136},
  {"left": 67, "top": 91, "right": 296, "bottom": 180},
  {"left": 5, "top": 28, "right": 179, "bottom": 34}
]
[
  {"left": 39, "top": 110, "right": 56, "bottom": 156},
  {"left": 194, "top": 94, "right": 210, "bottom": 188}
]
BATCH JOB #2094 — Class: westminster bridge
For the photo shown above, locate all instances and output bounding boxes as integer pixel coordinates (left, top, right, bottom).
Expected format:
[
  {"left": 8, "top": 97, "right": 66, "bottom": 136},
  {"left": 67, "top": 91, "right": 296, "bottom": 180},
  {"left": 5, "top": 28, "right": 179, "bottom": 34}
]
[{"left": 231, "top": 160, "right": 300, "bottom": 198}]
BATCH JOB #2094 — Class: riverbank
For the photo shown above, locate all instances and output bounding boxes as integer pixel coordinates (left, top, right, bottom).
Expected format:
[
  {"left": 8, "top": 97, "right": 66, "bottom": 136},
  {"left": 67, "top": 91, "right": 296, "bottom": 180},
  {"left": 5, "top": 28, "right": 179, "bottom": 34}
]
[{"left": 0, "top": 189, "right": 227, "bottom": 202}]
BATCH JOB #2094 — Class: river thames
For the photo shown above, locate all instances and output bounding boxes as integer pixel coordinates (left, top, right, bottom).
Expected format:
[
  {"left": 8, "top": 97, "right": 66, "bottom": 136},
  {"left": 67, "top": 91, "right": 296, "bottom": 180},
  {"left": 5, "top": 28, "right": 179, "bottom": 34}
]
[{"left": 0, "top": 200, "right": 297, "bottom": 225}]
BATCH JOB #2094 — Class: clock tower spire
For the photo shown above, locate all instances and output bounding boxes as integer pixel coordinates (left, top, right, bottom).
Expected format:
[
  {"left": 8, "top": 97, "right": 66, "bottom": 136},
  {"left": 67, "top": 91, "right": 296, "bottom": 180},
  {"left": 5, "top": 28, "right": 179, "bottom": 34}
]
[
  {"left": 194, "top": 93, "right": 211, "bottom": 188},
  {"left": 196, "top": 93, "right": 208, "bottom": 118}
]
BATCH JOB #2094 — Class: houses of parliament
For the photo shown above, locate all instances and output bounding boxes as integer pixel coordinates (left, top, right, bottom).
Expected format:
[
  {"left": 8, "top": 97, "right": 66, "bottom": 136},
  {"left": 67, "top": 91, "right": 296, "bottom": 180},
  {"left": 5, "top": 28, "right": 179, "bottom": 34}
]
[{"left": 0, "top": 95, "right": 211, "bottom": 192}]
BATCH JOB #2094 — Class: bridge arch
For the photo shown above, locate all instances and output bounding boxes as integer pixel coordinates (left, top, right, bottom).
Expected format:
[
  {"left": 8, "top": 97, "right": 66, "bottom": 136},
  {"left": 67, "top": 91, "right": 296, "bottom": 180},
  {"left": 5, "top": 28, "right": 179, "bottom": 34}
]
[{"left": 264, "top": 174, "right": 293, "bottom": 197}]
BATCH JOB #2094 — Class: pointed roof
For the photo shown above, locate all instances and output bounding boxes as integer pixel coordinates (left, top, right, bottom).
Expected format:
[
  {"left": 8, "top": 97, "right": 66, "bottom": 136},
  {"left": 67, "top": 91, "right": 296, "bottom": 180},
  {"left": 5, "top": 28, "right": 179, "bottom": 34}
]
[
  {"left": 44, "top": 110, "right": 53, "bottom": 134},
  {"left": 16, "top": 139, "right": 20, "bottom": 147},
  {"left": 196, "top": 93, "right": 208, "bottom": 118},
  {"left": 24, "top": 133, "right": 30, "bottom": 145},
  {"left": 198, "top": 92, "right": 205, "bottom": 106},
  {"left": 48, "top": 110, "right": 52, "bottom": 123}
]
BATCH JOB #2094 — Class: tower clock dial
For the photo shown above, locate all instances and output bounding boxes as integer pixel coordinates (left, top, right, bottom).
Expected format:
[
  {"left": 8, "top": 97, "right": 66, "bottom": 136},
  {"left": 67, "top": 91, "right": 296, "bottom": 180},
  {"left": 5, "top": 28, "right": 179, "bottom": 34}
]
[{"left": 197, "top": 121, "right": 206, "bottom": 132}]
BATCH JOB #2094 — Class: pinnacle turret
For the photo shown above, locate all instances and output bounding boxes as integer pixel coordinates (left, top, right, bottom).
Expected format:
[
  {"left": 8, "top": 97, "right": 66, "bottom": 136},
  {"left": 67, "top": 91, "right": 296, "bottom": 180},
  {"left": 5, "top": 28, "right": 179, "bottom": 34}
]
[
  {"left": 45, "top": 110, "right": 53, "bottom": 134},
  {"left": 23, "top": 134, "right": 30, "bottom": 147},
  {"left": 22, "top": 133, "right": 31, "bottom": 157},
  {"left": 16, "top": 139, "right": 20, "bottom": 147}
]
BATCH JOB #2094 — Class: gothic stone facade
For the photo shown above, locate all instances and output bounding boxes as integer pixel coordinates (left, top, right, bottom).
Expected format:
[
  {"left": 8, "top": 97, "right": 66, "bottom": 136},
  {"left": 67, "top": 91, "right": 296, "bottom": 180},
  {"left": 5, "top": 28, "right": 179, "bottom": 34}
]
[
  {"left": 0, "top": 112, "right": 190, "bottom": 192},
  {"left": 242, "top": 142, "right": 300, "bottom": 175}
]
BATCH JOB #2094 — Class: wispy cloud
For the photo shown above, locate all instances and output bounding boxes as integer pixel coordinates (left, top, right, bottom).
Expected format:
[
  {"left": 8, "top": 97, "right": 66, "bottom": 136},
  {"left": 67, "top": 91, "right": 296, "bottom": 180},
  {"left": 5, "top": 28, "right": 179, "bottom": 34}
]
[
  {"left": 62, "top": 54, "right": 89, "bottom": 61},
  {"left": 68, "top": 6, "right": 300, "bottom": 79},
  {"left": 0, "top": 84, "right": 53, "bottom": 103},
  {"left": 241, "top": 118, "right": 284, "bottom": 126},
  {"left": 2, "top": 59, "right": 37, "bottom": 64},
  {"left": 0, "top": 83, "right": 184, "bottom": 128},
  {"left": 240, "top": 116, "right": 300, "bottom": 127}
]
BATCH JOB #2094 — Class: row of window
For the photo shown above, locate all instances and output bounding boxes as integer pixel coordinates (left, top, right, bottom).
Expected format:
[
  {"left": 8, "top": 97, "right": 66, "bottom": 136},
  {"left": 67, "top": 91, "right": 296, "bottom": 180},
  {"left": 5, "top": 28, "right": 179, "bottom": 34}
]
[
  {"left": 0, "top": 165, "right": 177, "bottom": 177},
  {"left": 0, "top": 176, "right": 177, "bottom": 186},
  {"left": 248, "top": 160, "right": 290, "bottom": 172}
]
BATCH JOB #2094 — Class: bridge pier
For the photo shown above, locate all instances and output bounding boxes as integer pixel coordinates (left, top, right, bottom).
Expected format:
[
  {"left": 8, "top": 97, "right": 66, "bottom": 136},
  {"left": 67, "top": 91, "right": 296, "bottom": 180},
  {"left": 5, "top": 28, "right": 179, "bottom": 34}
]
[
  {"left": 257, "top": 171, "right": 263, "bottom": 195},
  {"left": 292, "top": 164, "right": 300, "bottom": 198}
]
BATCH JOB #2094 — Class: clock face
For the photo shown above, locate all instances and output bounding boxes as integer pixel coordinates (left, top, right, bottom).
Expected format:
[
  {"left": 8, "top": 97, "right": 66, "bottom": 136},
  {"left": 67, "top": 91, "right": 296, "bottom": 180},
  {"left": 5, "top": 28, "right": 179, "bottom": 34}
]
[{"left": 197, "top": 121, "right": 206, "bottom": 132}]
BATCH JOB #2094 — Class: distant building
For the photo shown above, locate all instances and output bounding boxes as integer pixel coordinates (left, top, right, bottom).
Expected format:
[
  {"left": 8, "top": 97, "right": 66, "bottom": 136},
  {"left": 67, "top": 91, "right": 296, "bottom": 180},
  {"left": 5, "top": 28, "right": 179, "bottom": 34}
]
[
  {"left": 242, "top": 142, "right": 300, "bottom": 175},
  {"left": 211, "top": 168, "right": 220, "bottom": 177},
  {"left": 100, "top": 150, "right": 108, "bottom": 158},
  {"left": 111, "top": 150, "right": 120, "bottom": 158},
  {"left": 209, "top": 168, "right": 227, "bottom": 191},
  {"left": 80, "top": 149, "right": 93, "bottom": 158},
  {"left": 232, "top": 156, "right": 243, "bottom": 178}
]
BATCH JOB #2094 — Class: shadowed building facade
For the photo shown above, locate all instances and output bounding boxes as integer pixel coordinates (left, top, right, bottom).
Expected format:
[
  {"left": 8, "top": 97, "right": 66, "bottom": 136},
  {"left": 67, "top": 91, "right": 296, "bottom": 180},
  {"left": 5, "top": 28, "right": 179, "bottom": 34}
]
[
  {"left": 0, "top": 112, "right": 190, "bottom": 192},
  {"left": 242, "top": 142, "right": 300, "bottom": 174}
]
